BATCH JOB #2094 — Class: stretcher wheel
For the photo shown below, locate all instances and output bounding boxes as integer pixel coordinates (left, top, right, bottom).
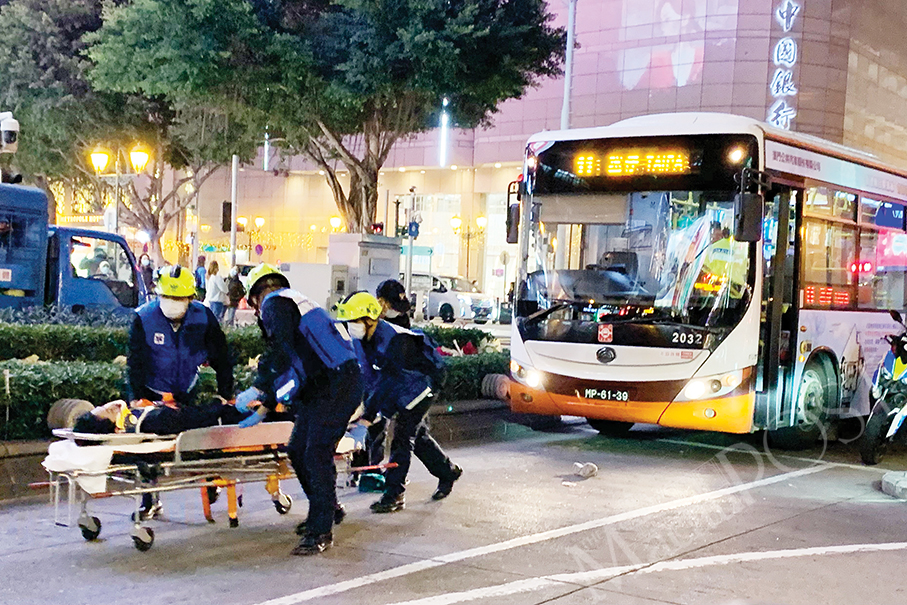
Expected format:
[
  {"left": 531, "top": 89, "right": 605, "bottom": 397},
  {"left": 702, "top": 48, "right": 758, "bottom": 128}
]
[
  {"left": 132, "top": 527, "right": 154, "bottom": 552},
  {"left": 79, "top": 516, "right": 102, "bottom": 541},
  {"left": 274, "top": 493, "right": 292, "bottom": 514}
]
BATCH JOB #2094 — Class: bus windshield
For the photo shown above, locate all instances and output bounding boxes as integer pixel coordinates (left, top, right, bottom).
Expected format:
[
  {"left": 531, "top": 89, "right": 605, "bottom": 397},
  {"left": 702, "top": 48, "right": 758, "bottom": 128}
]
[{"left": 520, "top": 190, "right": 752, "bottom": 331}]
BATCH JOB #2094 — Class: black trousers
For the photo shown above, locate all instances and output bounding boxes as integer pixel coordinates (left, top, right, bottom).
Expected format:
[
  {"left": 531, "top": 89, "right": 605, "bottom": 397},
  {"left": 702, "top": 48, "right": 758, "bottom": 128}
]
[
  {"left": 365, "top": 417, "right": 387, "bottom": 467},
  {"left": 384, "top": 399, "right": 457, "bottom": 498},
  {"left": 287, "top": 363, "right": 362, "bottom": 536}
]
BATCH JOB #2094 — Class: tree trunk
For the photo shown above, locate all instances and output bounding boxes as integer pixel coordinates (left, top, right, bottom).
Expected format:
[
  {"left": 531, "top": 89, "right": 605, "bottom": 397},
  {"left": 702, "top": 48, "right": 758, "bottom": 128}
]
[
  {"left": 33, "top": 176, "right": 57, "bottom": 224},
  {"left": 343, "top": 170, "right": 379, "bottom": 233}
]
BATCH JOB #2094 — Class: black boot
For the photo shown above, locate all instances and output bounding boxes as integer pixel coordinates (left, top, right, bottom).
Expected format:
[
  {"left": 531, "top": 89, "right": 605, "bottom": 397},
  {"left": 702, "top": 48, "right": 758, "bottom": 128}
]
[
  {"left": 291, "top": 532, "right": 333, "bottom": 556},
  {"left": 432, "top": 466, "right": 463, "bottom": 500},
  {"left": 370, "top": 493, "right": 405, "bottom": 513},
  {"left": 295, "top": 504, "right": 346, "bottom": 535},
  {"left": 132, "top": 493, "right": 163, "bottom": 521}
]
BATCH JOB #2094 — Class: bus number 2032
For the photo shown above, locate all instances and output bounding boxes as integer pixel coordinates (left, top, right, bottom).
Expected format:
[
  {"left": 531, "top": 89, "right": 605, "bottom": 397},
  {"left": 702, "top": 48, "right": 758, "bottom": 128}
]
[{"left": 672, "top": 331, "right": 703, "bottom": 345}]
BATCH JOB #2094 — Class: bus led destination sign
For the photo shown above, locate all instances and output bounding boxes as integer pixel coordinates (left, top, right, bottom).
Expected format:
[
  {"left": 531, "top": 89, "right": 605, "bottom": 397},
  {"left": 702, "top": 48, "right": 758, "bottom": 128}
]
[{"left": 574, "top": 149, "right": 691, "bottom": 177}]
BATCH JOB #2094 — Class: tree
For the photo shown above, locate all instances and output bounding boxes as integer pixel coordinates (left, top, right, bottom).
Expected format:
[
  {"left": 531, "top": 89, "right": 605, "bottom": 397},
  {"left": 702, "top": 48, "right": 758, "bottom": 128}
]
[
  {"left": 86, "top": 0, "right": 565, "bottom": 232},
  {"left": 0, "top": 0, "right": 261, "bottom": 263}
]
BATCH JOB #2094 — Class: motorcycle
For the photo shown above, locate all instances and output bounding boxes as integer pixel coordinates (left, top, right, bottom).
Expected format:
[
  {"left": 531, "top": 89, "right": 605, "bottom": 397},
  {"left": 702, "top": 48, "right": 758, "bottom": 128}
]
[{"left": 860, "top": 310, "right": 907, "bottom": 465}]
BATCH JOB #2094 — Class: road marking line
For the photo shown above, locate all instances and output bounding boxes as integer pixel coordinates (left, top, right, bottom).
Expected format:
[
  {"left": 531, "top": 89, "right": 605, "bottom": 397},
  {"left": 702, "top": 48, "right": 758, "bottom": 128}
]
[
  {"left": 254, "top": 465, "right": 829, "bottom": 605},
  {"left": 657, "top": 438, "right": 887, "bottom": 473},
  {"left": 385, "top": 541, "right": 907, "bottom": 605}
]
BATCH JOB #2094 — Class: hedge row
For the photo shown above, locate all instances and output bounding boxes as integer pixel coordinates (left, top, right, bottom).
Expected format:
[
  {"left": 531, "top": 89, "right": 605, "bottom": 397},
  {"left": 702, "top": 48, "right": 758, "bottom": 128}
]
[
  {"left": 0, "top": 353, "right": 509, "bottom": 441},
  {"left": 419, "top": 325, "right": 496, "bottom": 350},
  {"left": 0, "top": 323, "right": 499, "bottom": 364},
  {"left": 0, "top": 324, "right": 266, "bottom": 366}
]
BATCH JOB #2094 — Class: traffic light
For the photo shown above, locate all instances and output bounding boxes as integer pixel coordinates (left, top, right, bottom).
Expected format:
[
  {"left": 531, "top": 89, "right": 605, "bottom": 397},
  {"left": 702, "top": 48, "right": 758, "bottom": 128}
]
[{"left": 221, "top": 201, "right": 231, "bottom": 232}]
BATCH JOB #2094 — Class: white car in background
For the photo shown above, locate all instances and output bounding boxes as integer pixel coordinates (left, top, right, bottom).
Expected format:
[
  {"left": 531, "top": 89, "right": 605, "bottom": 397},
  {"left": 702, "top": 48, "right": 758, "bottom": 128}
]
[{"left": 409, "top": 273, "right": 495, "bottom": 323}]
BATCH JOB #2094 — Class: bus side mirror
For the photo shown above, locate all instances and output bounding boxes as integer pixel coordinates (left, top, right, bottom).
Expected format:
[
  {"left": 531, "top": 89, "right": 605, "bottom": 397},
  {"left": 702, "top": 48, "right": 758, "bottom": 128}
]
[
  {"left": 506, "top": 204, "right": 520, "bottom": 244},
  {"left": 506, "top": 180, "right": 521, "bottom": 244},
  {"left": 734, "top": 192, "right": 763, "bottom": 242}
]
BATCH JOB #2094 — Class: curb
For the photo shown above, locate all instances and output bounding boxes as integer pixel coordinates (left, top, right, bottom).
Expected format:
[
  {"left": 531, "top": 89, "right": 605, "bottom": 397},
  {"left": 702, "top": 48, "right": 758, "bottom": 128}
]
[
  {"left": 882, "top": 471, "right": 907, "bottom": 500},
  {"left": 0, "top": 440, "right": 49, "bottom": 459}
]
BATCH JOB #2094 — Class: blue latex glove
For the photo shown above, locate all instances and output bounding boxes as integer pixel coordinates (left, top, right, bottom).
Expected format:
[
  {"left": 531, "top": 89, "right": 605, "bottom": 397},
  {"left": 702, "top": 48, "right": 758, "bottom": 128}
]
[
  {"left": 235, "top": 387, "right": 263, "bottom": 414},
  {"left": 238, "top": 409, "right": 265, "bottom": 428}
]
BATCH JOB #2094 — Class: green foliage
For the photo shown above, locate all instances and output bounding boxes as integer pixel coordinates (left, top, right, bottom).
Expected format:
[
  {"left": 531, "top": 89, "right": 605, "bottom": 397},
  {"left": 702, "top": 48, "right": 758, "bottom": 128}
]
[
  {"left": 0, "top": 324, "right": 128, "bottom": 362},
  {"left": 0, "top": 306, "right": 134, "bottom": 328},
  {"left": 0, "top": 351, "right": 507, "bottom": 439},
  {"left": 0, "top": 361, "right": 260, "bottom": 440},
  {"left": 437, "top": 351, "right": 509, "bottom": 402},
  {"left": 83, "top": 0, "right": 565, "bottom": 231},
  {"left": 0, "top": 320, "right": 263, "bottom": 364},
  {"left": 0, "top": 360, "right": 126, "bottom": 440},
  {"left": 419, "top": 325, "right": 492, "bottom": 350},
  {"left": 224, "top": 324, "right": 266, "bottom": 366},
  {"left": 0, "top": 0, "right": 262, "bottom": 258}
]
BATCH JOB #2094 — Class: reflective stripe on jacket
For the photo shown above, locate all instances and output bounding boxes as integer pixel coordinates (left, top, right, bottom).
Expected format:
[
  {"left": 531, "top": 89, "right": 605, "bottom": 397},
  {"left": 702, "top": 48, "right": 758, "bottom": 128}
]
[
  {"left": 261, "top": 289, "right": 357, "bottom": 402},
  {"left": 361, "top": 320, "right": 434, "bottom": 418}
]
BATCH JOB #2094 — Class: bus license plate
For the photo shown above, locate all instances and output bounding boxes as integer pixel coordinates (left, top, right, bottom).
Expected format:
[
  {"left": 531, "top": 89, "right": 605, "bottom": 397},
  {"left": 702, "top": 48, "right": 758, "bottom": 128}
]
[{"left": 584, "top": 388, "right": 631, "bottom": 402}]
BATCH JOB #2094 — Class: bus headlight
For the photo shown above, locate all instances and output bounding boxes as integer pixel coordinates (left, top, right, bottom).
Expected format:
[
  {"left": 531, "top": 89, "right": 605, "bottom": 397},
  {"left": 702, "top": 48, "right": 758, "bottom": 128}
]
[
  {"left": 511, "top": 361, "right": 543, "bottom": 390},
  {"left": 678, "top": 370, "right": 744, "bottom": 401},
  {"left": 526, "top": 369, "right": 542, "bottom": 389}
]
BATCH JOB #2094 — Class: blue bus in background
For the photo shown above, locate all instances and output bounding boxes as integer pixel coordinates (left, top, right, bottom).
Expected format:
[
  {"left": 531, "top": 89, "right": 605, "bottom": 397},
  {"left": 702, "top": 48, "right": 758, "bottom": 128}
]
[{"left": 0, "top": 183, "right": 148, "bottom": 312}]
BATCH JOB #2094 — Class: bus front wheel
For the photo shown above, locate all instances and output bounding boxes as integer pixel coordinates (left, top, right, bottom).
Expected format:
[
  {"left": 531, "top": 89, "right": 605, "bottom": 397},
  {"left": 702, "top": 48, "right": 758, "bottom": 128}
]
[
  {"left": 768, "top": 359, "right": 834, "bottom": 450},
  {"left": 586, "top": 418, "right": 634, "bottom": 437}
]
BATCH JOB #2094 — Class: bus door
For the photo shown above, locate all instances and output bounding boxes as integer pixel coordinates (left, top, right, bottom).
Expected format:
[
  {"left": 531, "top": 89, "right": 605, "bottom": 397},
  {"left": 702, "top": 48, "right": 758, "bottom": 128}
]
[{"left": 757, "top": 186, "right": 800, "bottom": 429}]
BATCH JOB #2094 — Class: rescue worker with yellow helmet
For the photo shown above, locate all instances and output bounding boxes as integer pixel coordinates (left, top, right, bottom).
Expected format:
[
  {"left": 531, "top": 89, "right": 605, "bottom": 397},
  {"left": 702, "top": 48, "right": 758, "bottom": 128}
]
[
  {"left": 234, "top": 264, "right": 362, "bottom": 556},
  {"left": 336, "top": 291, "right": 461, "bottom": 514},
  {"left": 126, "top": 264, "right": 234, "bottom": 518}
]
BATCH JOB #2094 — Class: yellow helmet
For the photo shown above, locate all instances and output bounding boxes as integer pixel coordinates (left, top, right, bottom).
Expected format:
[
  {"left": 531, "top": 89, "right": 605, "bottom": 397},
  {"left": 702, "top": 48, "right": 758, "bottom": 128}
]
[
  {"left": 334, "top": 291, "right": 382, "bottom": 321},
  {"left": 246, "top": 263, "right": 289, "bottom": 301},
  {"left": 155, "top": 265, "right": 195, "bottom": 297}
]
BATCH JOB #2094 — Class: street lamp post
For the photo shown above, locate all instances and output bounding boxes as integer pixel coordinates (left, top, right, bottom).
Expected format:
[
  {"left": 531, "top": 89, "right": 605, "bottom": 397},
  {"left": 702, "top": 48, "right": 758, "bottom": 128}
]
[
  {"left": 90, "top": 144, "right": 150, "bottom": 235},
  {"left": 238, "top": 216, "right": 265, "bottom": 260},
  {"left": 237, "top": 216, "right": 249, "bottom": 260},
  {"left": 451, "top": 215, "right": 486, "bottom": 281},
  {"left": 253, "top": 217, "right": 265, "bottom": 259}
]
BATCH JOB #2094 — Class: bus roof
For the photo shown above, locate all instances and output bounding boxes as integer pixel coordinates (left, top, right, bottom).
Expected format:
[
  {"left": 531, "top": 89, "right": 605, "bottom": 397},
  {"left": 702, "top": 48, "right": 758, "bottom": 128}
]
[{"left": 526, "top": 112, "right": 907, "bottom": 182}]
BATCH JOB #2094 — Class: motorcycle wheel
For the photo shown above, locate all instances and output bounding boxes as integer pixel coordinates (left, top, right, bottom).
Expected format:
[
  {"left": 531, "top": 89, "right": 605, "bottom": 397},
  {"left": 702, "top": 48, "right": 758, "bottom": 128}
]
[{"left": 860, "top": 397, "right": 902, "bottom": 465}]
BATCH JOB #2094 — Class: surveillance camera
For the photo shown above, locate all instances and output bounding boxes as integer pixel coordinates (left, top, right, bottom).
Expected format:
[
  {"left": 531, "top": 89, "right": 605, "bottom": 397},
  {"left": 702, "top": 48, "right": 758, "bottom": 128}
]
[{"left": 0, "top": 116, "right": 18, "bottom": 154}]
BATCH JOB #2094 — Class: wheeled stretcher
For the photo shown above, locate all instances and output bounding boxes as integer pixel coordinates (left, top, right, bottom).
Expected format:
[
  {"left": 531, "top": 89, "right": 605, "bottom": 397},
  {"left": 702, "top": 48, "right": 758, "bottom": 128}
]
[{"left": 40, "top": 422, "right": 366, "bottom": 551}]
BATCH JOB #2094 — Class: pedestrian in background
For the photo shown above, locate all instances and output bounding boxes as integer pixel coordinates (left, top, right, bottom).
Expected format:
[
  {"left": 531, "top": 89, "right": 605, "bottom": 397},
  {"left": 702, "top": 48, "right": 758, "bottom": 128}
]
[
  {"left": 204, "top": 260, "right": 228, "bottom": 323},
  {"left": 194, "top": 255, "right": 207, "bottom": 301},
  {"left": 224, "top": 266, "right": 246, "bottom": 327},
  {"left": 138, "top": 253, "right": 155, "bottom": 294}
]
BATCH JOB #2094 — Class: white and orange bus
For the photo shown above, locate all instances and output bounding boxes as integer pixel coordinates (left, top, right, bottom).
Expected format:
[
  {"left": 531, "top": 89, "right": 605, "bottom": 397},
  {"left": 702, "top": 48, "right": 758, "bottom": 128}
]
[{"left": 508, "top": 112, "right": 907, "bottom": 448}]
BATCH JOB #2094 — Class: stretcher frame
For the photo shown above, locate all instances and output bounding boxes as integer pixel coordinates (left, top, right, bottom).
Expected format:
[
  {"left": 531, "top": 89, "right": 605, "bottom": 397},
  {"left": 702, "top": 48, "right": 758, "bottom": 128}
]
[{"left": 43, "top": 421, "right": 370, "bottom": 552}]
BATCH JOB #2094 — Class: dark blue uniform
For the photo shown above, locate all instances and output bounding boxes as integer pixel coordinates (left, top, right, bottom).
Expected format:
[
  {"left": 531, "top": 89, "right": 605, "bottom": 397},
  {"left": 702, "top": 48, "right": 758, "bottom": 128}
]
[
  {"left": 254, "top": 289, "right": 362, "bottom": 538},
  {"left": 359, "top": 321, "right": 458, "bottom": 500},
  {"left": 128, "top": 299, "right": 233, "bottom": 404}
]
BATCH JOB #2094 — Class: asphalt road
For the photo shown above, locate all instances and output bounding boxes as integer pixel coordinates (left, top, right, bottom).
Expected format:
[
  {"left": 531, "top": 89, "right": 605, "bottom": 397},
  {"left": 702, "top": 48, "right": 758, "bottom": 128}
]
[{"left": 5, "top": 420, "right": 907, "bottom": 605}]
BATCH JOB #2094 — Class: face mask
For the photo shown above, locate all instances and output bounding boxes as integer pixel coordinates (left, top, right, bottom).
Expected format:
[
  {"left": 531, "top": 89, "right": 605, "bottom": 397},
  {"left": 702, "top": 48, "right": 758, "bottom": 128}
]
[
  {"left": 141, "top": 258, "right": 151, "bottom": 267},
  {"left": 384, "top": 308, "right": 401, "bottom": 318},
  {"left": 160, "top": 298, "right": 190, "bottom": 320},
  {"left": 347, "top": 322, "right": 367, "bottom": 340},
  {"left": 230, "top": 267, "right": 239, "bottom": 277}
]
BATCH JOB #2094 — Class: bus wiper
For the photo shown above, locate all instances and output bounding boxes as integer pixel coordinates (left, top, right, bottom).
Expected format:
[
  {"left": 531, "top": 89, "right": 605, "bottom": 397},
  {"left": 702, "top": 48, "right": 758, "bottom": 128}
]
[
  {"left": 523, "top": 301, "right": 575, "bottom": 326},
  {"left": 643, "top": 318, "right": 710, "bottom": 331}
]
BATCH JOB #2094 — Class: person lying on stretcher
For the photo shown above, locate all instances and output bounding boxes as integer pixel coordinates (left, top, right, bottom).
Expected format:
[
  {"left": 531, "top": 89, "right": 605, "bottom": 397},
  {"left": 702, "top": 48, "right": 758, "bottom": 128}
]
[{"left": 72, "top": 397, "right": 253, "bottom": 435}]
